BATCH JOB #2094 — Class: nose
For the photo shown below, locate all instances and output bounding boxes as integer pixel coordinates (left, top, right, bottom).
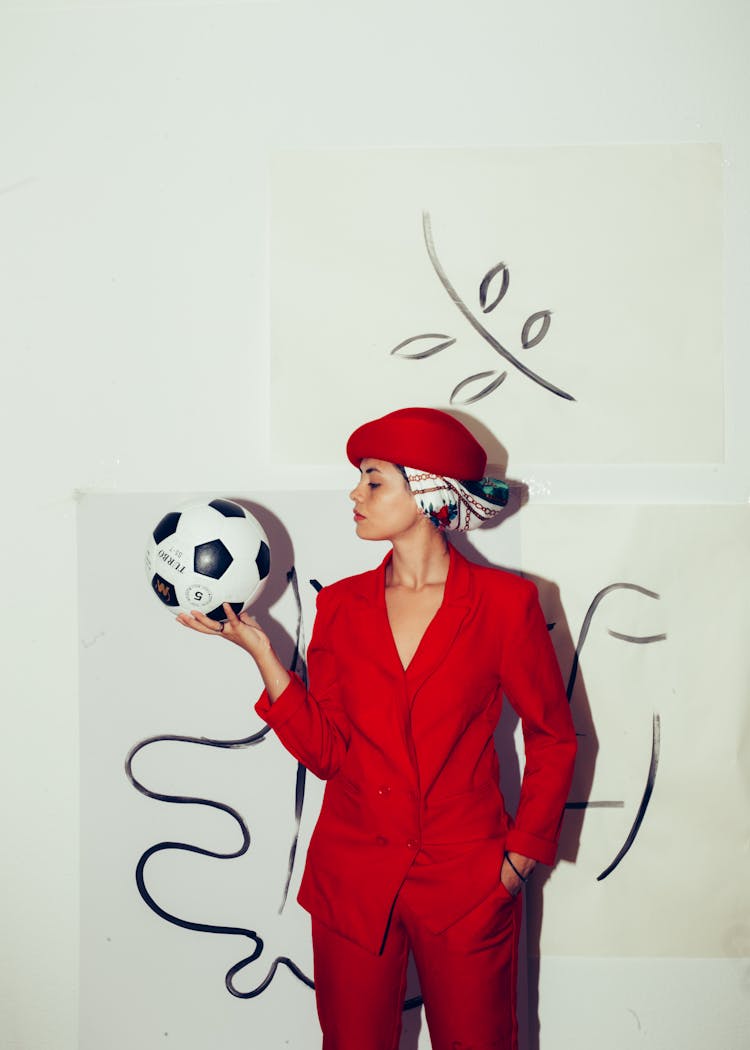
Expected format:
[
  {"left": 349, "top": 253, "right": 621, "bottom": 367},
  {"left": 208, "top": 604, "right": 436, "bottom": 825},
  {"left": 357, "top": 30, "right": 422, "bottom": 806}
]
[{"left": 350, "top": 477, "right": 365, "bottom": 502}]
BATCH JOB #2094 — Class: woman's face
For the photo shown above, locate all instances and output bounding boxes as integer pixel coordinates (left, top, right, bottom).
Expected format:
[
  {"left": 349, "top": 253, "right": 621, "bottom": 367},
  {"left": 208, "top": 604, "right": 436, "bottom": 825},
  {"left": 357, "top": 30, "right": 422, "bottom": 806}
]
[{"left": 349, "top": 458, "right": 424, "bottom": 542}]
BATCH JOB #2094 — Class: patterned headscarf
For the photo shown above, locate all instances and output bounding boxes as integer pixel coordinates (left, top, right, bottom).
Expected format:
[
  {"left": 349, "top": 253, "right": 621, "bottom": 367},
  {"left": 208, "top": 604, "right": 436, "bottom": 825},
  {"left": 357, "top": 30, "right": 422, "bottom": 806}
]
[{"left": 403, "top": 467, "right": 509, "bottom": 532}]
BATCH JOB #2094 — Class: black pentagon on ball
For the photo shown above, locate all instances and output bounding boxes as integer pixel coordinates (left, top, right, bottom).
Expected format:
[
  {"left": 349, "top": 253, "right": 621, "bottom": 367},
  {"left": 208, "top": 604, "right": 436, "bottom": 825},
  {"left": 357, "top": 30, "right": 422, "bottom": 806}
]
[
  {"left": 194, "top": 538, "right": 233, "bottom": 579},
  {"left": 205, "top": 601, "right": 244, "bottom": 623},
  {"left": 208, "top": 498, "right": 245, "bottom": 518},
  {"left": 256, "top": 540, "right": 271, "bottom": 580},
  {"left": 153, "top": 511, "right": 181, "bottom": 545}
]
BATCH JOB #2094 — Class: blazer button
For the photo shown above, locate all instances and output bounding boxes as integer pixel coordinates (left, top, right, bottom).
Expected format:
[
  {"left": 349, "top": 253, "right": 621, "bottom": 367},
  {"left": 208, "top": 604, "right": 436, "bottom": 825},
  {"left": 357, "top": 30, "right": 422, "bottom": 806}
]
[
  {"left": 376, "top": 785, "right": 391, "bottom": 797},
  {"left": 406, "top": 839, "right": 419, "bottom": 850},
  {"left": 375, "top": 835, "right": 388, "bottom": 847}
]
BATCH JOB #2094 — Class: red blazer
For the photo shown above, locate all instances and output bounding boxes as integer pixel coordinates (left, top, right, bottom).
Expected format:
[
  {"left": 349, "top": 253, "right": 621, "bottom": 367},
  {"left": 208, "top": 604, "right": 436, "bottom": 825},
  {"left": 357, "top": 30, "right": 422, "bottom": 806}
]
[{"left": 256, "top": 544, "right": 576, "bottom": 953}]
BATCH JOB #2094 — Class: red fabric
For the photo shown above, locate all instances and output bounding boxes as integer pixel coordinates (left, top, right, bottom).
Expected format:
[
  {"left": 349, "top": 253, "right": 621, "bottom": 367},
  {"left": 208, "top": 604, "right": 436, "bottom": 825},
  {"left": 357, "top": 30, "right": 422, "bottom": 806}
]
[
  {"left": 255, "top": 544, "right": 576, "bottom": 954},
  {"left": 312, "top": 874, "right": 522, "bottom": 1050},
  {"left": 346, "top": 406, "right": 487, "bottom": 479}
]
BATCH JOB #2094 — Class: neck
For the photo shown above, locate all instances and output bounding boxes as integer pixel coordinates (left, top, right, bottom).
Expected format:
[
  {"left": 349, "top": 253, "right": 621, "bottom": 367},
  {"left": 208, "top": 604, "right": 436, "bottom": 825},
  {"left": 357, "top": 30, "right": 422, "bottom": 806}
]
[{"left": 388, "top": 526, "right": 450, "bottom": 590}]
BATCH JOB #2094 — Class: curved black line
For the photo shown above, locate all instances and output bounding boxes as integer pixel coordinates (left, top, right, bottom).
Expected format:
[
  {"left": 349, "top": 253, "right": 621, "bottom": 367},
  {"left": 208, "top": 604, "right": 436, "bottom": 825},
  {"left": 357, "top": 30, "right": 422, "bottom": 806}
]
[
  {"left": 564, "top": 584, "right": 665, "bottom": 880},
  {"left": 127, "top": 564, "right": 319, "bottom": 999},
  {"left": 126, "top": 728, "right": 271, "bottom": 797},
  {"left": 279, "top": 568, "right": 309, "bottom": 913},
  {"left": 565, "top": 800, "right": 625, "bottom": 810},
  {"left": 608, "top": 630, "right": 668, "bottom": 644},
  {"left": 597, "top": 714, "right": 661, "bottom": 881},
  {"left": 566, "top": 582, "right": 662, "bottom": 701},
  {"left": 287, "top": 566, "right": 307, "bottom": 683},
  {"left": 135, "top": 841, "right": 260, "bottom": 942},
  {"left": 422, "top": 212, "right": 575, "bottom": 401},
  {"left": 126, "top": 731, "right": 272, "bottom": 995},
  {"left": 226, "top": 952, "right": 315, "bottom": 998}
]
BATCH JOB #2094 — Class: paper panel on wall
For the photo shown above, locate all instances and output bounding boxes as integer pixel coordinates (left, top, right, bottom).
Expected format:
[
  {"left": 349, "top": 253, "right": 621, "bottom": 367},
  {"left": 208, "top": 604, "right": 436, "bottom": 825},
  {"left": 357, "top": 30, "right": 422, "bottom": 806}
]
[
  {"left": 78, "top": 492, "right": 522, "bottom": 1049},
  {"left": 270, "top": 145, "right": 723, "bottom": 466},
  {"left": 79, "top": 495, "right": 747, "bottom": 1048},
  {"left": 520, "top": 504, "right": 750, "bottom": 959}
]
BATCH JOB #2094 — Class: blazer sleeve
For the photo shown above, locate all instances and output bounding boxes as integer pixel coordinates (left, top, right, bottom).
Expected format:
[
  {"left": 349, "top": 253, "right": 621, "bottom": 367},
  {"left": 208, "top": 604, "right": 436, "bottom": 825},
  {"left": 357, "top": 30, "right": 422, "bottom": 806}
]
[
  {"left": 500, "top": 581, "right": 577, "bottom": 865},
  {"left": 254, "top": 585, "right": 351, "bottom": 779}
]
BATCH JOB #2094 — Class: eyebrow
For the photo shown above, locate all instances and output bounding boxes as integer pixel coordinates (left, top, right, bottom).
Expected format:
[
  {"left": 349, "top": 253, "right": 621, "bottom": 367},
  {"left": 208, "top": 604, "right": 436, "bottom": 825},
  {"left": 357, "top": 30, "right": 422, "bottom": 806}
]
[{"left": 362, "top": 466, "right": 383, "bottom": 475}]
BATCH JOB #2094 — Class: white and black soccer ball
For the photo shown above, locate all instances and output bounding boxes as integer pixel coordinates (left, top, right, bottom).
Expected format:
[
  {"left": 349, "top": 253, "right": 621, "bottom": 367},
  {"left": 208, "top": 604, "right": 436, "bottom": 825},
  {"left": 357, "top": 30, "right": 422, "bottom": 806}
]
[{"left": 145, "top": 498, "right": 271, "bottom": 622}]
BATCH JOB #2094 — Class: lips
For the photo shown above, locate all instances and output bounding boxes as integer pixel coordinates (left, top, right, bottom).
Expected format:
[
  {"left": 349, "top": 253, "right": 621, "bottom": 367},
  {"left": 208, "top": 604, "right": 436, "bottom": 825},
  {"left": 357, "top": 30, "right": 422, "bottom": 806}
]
[{"left": 353, "top": 512, "right": 365, "bottom": 521}]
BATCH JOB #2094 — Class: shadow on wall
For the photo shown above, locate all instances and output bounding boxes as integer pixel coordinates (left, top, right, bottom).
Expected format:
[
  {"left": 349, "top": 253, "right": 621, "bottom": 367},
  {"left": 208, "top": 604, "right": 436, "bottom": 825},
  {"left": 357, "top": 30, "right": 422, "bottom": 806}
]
[
  {"left": 455, "top": 492, "right": 663, "bottom": 1050},
  {"left": 452, "top": 494, "right": 596, "bottom": 1050}
]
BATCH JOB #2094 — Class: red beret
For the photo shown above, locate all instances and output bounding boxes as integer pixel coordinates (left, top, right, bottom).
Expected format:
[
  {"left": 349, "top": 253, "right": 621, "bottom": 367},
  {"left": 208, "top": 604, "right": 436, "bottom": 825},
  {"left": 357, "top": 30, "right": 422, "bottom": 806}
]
[{"left": 346, "top": 407, "right": 487, "bottom": 480}]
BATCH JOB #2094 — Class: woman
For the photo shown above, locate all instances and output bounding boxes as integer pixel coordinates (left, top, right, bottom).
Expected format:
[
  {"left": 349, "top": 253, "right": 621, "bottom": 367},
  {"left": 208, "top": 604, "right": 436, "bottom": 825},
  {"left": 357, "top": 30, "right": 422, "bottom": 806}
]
[{"left": 178, "top": 407, "right": 577, "bottom": 1050}]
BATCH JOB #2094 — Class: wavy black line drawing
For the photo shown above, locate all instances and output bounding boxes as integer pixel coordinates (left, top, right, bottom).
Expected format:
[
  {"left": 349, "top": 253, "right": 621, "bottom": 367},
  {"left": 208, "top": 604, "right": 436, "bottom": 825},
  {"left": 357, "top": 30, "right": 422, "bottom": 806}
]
[
  {"left": 127, "top": 575, "right": 664, "bottom": 1004},
  {"left": 561, "top": 582, "right": 665, "bottom": 880},
  {"left": 126, "top": 568, "right": 424, "bottom": 1009},
  {"left": 390, "top": 212, "right": 575, "bottom": 405},
  {"left": 125, "top": 567, "right": 315, "bottom": 999}
]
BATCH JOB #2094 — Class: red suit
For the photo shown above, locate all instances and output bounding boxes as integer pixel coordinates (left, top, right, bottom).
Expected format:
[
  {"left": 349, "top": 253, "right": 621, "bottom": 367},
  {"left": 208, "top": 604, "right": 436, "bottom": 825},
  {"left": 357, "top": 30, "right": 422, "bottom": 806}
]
[{"left": 256, "top": 544, "right": 576, "bottom": 1049}]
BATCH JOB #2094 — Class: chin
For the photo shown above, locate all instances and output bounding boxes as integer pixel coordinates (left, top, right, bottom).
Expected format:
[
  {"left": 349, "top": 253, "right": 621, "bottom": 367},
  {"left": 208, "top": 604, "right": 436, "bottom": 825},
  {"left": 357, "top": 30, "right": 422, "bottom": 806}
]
[{"left": 355, "top": 521, "right": 386, "bottom": 542}]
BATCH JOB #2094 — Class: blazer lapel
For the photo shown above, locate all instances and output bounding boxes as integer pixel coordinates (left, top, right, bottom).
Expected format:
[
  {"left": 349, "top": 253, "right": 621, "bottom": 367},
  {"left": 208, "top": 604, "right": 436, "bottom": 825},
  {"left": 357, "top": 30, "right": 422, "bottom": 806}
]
[
  {"left": 349, "top": 551, "right": 406, "bottom": 683},
  {"left": 349, "top": 546, "right": 473, "bottom": 693},
  {"left": 405, "top": 544, "right": 472, "bottom": 701}
]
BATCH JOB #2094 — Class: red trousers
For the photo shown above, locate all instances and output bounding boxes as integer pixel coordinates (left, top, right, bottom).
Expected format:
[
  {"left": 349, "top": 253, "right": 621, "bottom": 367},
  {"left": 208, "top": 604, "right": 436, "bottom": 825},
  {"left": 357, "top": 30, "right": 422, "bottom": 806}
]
[{"left": 311, "top": 874, "right": 522, "bottom": 1050}]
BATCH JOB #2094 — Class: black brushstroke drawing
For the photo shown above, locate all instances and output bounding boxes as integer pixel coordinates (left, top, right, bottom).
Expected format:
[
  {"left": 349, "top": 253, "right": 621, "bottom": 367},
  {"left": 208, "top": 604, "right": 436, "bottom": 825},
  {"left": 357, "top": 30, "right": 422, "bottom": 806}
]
[
  {"left": 125, "top": 567, "right": 315, "bottom": 999},
  {"left": 449, "top": 369, "right": 508, "bottom": 406},
  {"left": 127, "top": 567, "right": 422, "bottom": 1009},
  {"left": 126, "top": 727, "right": 296, "bottom": 998},
  {"left": 566, "top": 801, "right": 624, "bottom": 810},
  {"left": 390, "top": 212, "right": 575, "bottom": 404},
  {"left": 561, "top": 582, "right": 665, "bottom": 880},
  {"left": 127, "top": 573, "right": 664, "bottom": 1004},
  {"left": 596, "top": 714, "right": 661, "bottom": 882},
  {"left": 278, "top": 568, "right": 309, "bottom": 913}
]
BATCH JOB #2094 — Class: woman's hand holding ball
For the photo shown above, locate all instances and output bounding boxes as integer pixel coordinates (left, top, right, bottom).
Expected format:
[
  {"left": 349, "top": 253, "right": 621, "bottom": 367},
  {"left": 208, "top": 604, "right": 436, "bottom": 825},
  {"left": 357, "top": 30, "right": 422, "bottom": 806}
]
[{"left": 176, "top": 603, "right": 291, "bottom": 702}]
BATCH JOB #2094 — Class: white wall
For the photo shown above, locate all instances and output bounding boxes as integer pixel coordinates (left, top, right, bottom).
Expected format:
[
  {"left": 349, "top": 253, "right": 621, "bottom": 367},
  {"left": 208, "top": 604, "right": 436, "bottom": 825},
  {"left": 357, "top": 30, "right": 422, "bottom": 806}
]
[{"left": 2, "top": 2, "right": 749, "bottom": 1048}]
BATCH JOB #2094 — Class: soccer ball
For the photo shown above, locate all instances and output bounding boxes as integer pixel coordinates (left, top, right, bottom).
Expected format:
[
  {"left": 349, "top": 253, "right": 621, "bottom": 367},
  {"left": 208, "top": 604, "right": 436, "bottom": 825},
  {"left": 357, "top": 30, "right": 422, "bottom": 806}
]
[{"left": 145, "top": 498, "right": 271, "bottom": 621}]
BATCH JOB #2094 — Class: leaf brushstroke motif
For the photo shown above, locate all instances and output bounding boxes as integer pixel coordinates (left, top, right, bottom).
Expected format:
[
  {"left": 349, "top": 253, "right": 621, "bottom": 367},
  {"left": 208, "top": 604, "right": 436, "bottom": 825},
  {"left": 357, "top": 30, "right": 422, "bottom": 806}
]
[
  {"left": 390, "top": 333, "right": 457, "bottom": 359},
  {"left": 388, "top": 211, "right": 575, "bottom": 404},
  {"left": 479, "top": 262, "right": 509, "bottom": 313},
  {"left": 521, "top": 309, "right": 552, "bottom": 349},
  {"left": 450, "top": 370, "right": 507, "bottom": 406}
]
